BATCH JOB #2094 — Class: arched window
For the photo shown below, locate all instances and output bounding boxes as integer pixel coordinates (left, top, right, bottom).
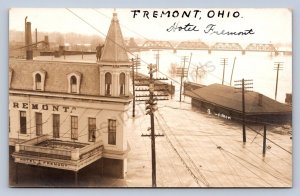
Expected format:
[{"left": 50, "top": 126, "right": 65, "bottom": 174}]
[
  {"left": 70, "top": 76, "right": 77, "bottom": 93},
  {"left": 119, "top": 73, "right": 125, "bottom": 96},
  {"left": 67, "top": 72, "right": 81, "bottom": 94},
  {"left": 35, "top": 73, "right": 42, "bottom": 90},
  {"left": 32, "top": 70, "right": 46, "bottom": 91},
  {"left": 105, "top": 72, "right": 112, "bottom": 96}
]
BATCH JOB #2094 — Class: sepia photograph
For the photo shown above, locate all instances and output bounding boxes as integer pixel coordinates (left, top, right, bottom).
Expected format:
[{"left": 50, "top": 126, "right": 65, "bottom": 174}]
[{"left": 8, "top": 8, "right": 292, "bottom": 187}]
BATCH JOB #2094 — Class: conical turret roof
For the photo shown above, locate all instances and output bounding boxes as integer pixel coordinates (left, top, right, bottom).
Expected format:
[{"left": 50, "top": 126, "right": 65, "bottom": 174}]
[{"left": 100, "top": 12, "right": 130, "bottom": 65}]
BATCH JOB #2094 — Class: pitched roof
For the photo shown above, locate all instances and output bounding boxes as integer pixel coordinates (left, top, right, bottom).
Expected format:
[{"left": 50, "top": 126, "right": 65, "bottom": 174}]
[
  {"left": 100, "top": 13, "right": 130, "bottom": 65},
  {"left": 185, "top": 83, "right": 291, "bottom": 114}
]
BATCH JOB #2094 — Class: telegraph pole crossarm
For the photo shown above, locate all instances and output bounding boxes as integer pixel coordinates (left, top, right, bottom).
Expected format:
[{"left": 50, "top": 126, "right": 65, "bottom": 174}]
[
  {"left": 135, "top": 63, "right": 169, "bottom": 187},
  {"left": 177, "top": 56, "right": 189, "bottom": 102}
]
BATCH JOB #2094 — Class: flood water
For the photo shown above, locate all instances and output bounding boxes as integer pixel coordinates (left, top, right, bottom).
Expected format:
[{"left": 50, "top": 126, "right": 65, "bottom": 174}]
[
  {"left": 35, "top": 49, "right": 292, "bottom": 103},
  {"left": 129, "top": 49, "right": 292, "bottom": 103},
  {"left": 23, "top": 50, "right": 293, "bottom": 187}
]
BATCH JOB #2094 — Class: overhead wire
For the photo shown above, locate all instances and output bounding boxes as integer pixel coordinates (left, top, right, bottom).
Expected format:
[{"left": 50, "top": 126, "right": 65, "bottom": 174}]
[
  {"left": 68, "top": 8, "right": 290, "bottom": 115},
  {"left": 222, "top": 148, "right": 291, "bottom": 186},
  {"left": 63, "top": 8, "right": 292, "bottom": 186}
]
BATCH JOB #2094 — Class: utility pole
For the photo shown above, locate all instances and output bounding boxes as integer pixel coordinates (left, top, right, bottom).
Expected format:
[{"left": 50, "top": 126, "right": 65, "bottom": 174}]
[
  {"left": 135, "top": 64, "right": 168, "bottom": 187},
  {"left": 187, "top": 52, "right": 193, "bottom": 77},
  {"left": 136, "top": 54, "right": 140, "bottom": 75},
  {"left": 131, "top": 57, "right": 141, "bottom": 117},
  {"left": 230, "top": 57, "right": 236, "bottom": 86},
  {"left": 274, "top": 62, "right": 283, "bottom": 100},
  {"left": 131, "top": 58, "right": 136, "bottom": 117},
  {"left": 263, "top": 124, "right": 267, "bottom": 156},
  {"left": 154, "top": 51, "right": 160, "bottom": 78},
  {"left": 242, "top": 79, "right": 246, "bottom": 143},
  {"left": 176, "top": 56, "right": 189, "bottom": 102},
  {"left": 234, "top": 79, "right": 253, "bottom": 144},
  {"left": 196, "top": 65, "right": 199, "bottom": 83},
  {"left": 148, "top": 64, "right": 157, "bottom": 187},
  {"left": 220, "top": 58, "right": 228, "bottom": 85}
]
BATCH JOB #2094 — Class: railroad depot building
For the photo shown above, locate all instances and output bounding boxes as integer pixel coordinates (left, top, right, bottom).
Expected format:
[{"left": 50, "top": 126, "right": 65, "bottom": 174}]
[
  {"left": 9, "top": 13, "right": 132, "bottom": 181},
  {"left": 184, "top": 83, "right": 292, "bottom": 124}
]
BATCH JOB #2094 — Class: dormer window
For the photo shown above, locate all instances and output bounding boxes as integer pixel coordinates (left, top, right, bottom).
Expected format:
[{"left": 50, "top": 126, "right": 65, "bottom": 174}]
[
  {"left": 32, "top": 70, "right": 46, "bottom": 91},
  {"left": 70, "top": 76, "right": 77, "bottom": 93},
  {"left": 9, "top": 68, "right": 13, "bottom": 89},
  {"left": 67, "top": 72, "right": 82, "bottom": 94},
  {"left": 119, "top": 72, "right": 125, "bottom": 96},
  {"left": 35, "top": 74, "right": 42, "bottom": 90},
  {"left": 105, "top": 72, "right": 112, "bottom": 96}
]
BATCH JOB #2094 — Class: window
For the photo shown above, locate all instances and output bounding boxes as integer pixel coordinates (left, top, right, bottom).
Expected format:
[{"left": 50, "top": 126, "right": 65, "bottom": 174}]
[
  {"left": 105, "top": 72, "right": 112, "bottom": 96},
  {"left": 9, "top": 68, "right": 13, "bottom": 89},
  {"left": 71, "top": 116, "right": 78, "bottom": 140},
  {"left": 35, "top": 74, "right": 42, "bottom": 90},
  {"left": 119, "top": 73, "right": 125, "bottom": 96},
  {"left": 32, "top": 70, "right": 46, "bottom": 91},
  {"left": 53, "top": 114, "right": 60, "bottom": 138},
  {"left": 20, "top": 111, "right": 26, "bottom": 134},
  {"left": 35, "top": 112, "right": 42, "bottom": 136},
  {"left": 108, "top": 119, "right": 116, "bottom": 145},
  {"left": 70, "top": 76, "right": 77, "bottom": 93},
  {"left": 88, "top": 118, "right": 96, "bottom": 142},
  {"left": 67, "top": 72, "right": 81, "bottom": 94}
]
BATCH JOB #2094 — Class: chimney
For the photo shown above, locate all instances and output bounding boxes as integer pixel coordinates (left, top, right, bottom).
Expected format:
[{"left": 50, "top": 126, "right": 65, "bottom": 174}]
[
  {"left": 44, "top": 35, "right": 49, "bottom": 49},
  {"left": 25, "top": 21, "right": 33, "bottom": 60},
  {"left": 35, "top": 28, "right": 38, "bottom": 49},
  {"left": 258, "top": 93, "right": 263, "bottom": 106}
]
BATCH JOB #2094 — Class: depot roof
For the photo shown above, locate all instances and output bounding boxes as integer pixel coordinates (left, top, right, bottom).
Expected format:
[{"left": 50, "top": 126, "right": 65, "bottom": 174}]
[{"left": 185, "top": 83, "right": 292, "bottom": 114}]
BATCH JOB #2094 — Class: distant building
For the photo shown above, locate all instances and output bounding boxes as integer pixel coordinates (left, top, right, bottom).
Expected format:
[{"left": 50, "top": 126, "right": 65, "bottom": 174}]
[
  {"left": 285, "top": 93, "right": 292, "bottom": 105},
  {"left": 185, "top": 83, "right": 292, "bottom": 124},
  {"left": 9, "top": 13, "right": 132, "bottom": 181}
]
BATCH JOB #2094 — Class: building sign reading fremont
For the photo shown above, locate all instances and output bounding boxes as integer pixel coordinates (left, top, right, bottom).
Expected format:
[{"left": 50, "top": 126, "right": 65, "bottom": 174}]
[{"left": 12, "top": 102, "right": 77, "bottom": 113}]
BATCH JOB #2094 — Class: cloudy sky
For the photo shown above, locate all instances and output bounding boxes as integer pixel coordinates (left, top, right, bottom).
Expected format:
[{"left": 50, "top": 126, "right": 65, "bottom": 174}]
[{"left": 9, "top": 8, "right": 292, "bottom": 44}]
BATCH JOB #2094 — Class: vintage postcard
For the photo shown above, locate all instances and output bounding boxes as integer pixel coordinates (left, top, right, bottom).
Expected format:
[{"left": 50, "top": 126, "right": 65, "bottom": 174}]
[{"left": 8, "top": 8, "right": 292, "bottom": 187}]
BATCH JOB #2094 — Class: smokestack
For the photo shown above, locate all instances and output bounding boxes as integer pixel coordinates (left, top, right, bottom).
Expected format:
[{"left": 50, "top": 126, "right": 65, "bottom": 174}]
[
  {"left": 25, "top": 16, "right": 27, "bottom": 46},
  {"left": 258, "top": 93, "right": 263, "bottom": 106},
  {"left": 25, "top": 21, "right": 33, "bottom": 60},
  {"left": 35, "top": 28, "right": 38, "bottom": 49},
  {"left": 44, "top": 35, "right": 49, "bottom": 49}
]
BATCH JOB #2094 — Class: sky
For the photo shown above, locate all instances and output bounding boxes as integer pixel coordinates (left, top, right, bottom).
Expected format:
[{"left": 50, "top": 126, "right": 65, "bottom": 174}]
[{"left": 9, "top": 8, "right": 292, "bottom": 45}]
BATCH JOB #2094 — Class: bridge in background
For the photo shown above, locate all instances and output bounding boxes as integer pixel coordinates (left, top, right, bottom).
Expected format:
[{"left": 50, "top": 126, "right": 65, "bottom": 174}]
[{"left": 125, "top": 38, "right": 292, "bottom": 56}]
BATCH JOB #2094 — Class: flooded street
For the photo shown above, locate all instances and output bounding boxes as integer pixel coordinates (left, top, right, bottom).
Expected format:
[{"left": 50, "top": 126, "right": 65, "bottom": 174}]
[
  {"left": 125, "top": 97, "right": 292, "bottom": 187},
  {"left": 31, "top": 51, "right": 292, "bottom": 187}
]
